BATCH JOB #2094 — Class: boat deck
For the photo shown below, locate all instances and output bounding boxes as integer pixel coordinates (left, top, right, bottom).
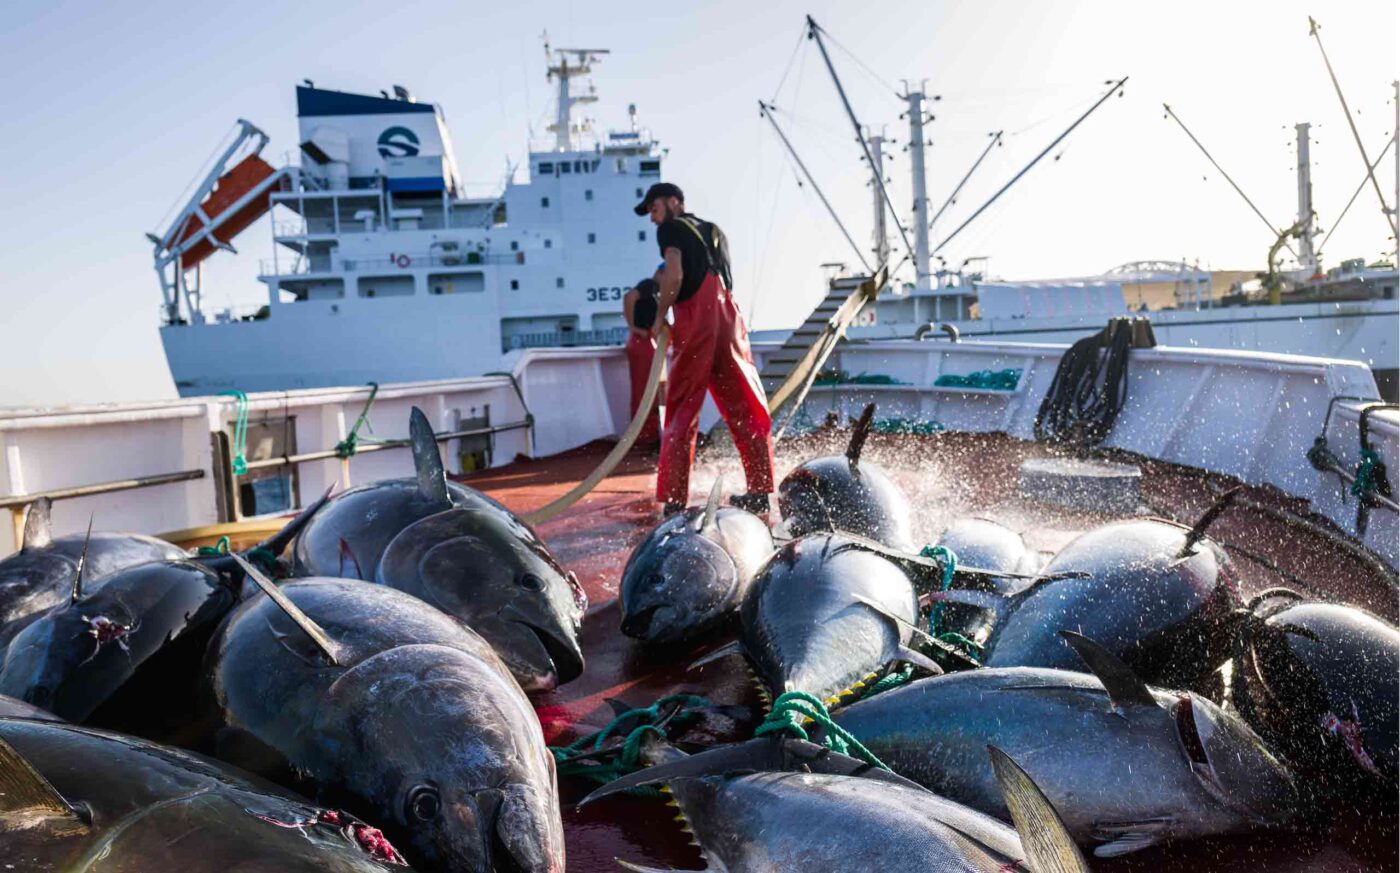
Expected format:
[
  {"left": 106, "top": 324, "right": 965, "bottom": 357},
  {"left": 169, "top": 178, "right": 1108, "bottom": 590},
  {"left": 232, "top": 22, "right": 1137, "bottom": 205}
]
[{"left": 457, "top": 431, "right": 1397, "bottom": 872}]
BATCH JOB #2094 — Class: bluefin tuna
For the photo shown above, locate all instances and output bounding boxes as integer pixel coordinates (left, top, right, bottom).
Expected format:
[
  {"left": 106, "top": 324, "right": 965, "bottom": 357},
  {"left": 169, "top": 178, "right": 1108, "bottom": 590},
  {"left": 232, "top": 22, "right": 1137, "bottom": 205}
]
[
  {"left": 777, "top": 404, "right": 914, "bottom": 551},
  {"left": 0, "top": 717, "right": 409, "bottom": 871},
  {"left": 835, "top": 631, "right": 1304, "bottom": 856},
  {"left": 931, "top": 517, "right": 1040, "bottom": 645},
  {"left": 620, "top": 480, "right": 775, "bottom": 644},
  {"left": 580, "top": 737, "right": 1088, "bottom": 873},
  {"left": 292, "top": 407, "right": 584, "bottom": 692},
  {"left": 699, "top": 532, "right": 938, "bottom": 706},
  {"left": 0, "top": 499, "right": 185, "bottom": 640},
  {"left": 1229, "top": 595, "right": 1399, "bottom": 796},
  {"left": 208, "top": 557, "right": 565, "bottom": 872}
]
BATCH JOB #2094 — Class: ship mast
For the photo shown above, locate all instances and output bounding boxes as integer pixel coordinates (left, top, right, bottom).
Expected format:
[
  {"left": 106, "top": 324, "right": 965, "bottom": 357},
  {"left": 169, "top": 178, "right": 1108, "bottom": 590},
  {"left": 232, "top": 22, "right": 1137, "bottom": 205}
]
[
  {"left": 1295, "top": 122, "right": 1318, "bottom": 270},
  {"left": 900, "top": 82, "right": 934, "bottom": 291},
  {"left": 868, "top": 131, "right": 891, "bottom": 266},
  {"left": 545, "top": 42, "right": 609, "bottom": 151}
]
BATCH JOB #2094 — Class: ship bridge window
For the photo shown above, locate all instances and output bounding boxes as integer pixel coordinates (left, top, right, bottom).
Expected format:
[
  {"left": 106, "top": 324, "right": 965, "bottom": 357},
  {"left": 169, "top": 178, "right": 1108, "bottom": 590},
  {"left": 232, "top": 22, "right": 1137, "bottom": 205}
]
[
  {"left": 280, "top": 278, "right": 344, "bottom": 302},
  {"left": 358, "top": 275, "right": 414, "bottom": 298},
  {"left": 587, "top": 233, "right": 596, "bottom": 244},
  {"left": 428, "top": 271, "right": 485, "bottom": 295},
  {"left": 541, "top": 197, "right": 550, "bottom": 208},
  {"left": 538, "top": 161, "right": 554, "bottom": 175},
  {"left": 585, "top": 189, "right": 593, "bottom": 201},
  {"left": 560, "top": 163, "right": 571, "bottom": 174},
  {"left": 638, "top": 230, "right": 646, "bottom": 242},
  {"left": 510, "top": 240, "right": 519, "bottom": 251},
  {"left": 639, "top": 160, "right": 661, "bottom": 175},
  {"left": 544, "top": 239, "right": 552, "bottom": 248}
]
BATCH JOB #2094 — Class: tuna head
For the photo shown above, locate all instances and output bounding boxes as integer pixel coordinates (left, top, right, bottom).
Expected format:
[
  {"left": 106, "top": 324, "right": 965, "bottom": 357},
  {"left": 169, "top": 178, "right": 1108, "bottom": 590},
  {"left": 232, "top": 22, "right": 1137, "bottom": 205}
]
[
  {"left": 0, "top": 550, "right": 78, "bottom": 631},
  {"left": 1174, "top": 690, "right": 1305, "bottom": 827},
  {"left": 377, "top": 507, "right": 585, "bottom": 693},
  {"left": 315, "top": 644, "right": 565, "bottom": 872},
  {"left": 620, "top": 507, "right": 765, "bottom": 644}
]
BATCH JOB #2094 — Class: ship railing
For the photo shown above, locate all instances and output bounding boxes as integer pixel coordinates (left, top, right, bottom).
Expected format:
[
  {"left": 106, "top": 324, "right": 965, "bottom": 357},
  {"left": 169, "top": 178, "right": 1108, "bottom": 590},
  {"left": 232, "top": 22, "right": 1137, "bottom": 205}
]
[
  {"left": 259, "top": 251, "right": 521, "bottom": 276},
  {"left": 507, "top": 328, "right": 629, "bottom": 352}
]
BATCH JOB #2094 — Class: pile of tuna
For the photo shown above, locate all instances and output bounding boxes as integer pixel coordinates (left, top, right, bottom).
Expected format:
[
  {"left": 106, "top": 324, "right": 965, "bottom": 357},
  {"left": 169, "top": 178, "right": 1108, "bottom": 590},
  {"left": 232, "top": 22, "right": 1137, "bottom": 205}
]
[{"left": 0, "top": 405, "right": 1394, "bottom": 872}]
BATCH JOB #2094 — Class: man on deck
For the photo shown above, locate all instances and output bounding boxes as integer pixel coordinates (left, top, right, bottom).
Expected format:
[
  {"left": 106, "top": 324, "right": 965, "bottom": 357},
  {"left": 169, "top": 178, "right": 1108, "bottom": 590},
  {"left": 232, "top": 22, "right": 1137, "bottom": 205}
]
[
  {"left": 622, "top": 275, "right": 663, "bottom": 446},
  {"left": 634, "top": 182, "right": 776, "bottom": 516}
]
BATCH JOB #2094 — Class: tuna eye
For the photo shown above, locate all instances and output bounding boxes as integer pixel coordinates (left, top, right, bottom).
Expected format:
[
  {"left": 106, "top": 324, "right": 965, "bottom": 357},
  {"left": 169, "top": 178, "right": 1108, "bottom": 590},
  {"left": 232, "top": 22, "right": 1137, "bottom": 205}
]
[
  {"left": 645, "top": 572, "right": 665, "bottom": 588},
  {"left": 406, "top": 785, "right": 440, "bottom": 822},
  {"left": 517, "top": 573, "right": 545, "bottom": 591}
]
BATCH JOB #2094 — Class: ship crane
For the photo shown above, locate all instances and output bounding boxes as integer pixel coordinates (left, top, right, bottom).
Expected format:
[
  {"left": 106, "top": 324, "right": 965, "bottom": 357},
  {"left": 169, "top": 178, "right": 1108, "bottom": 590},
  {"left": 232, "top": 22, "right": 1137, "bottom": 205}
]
[
  {"left": 545, "top": 44, "right": 610, "bottom": 151},
  {"left": 148, "top": 120, "right": 295, "bottom": 325}
]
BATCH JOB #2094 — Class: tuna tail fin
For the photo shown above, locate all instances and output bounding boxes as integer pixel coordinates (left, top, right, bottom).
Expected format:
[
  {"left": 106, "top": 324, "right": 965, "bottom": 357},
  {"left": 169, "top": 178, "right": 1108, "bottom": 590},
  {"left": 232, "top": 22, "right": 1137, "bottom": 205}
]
[
  {"left": 845, "top": 402, "right": 876, "bottom": 466},
  {"left": 0, "top": 735, "right": 87, "bottom": 834},
  {"left": 1058, "top": 630, "right": 1156, "bottom": 711},
  {"left": 231, "top": 553, "right": 343, "bottom": 666},
  {"left": 70, "top": 515, "right": 94, "bottom": 604},
  {"left": 988, "top": 745, "right": 1089, "bottom": 873},
  {"left": 697, "top": 476, "right": 723, "bottom": 533},
  {"left": 21, "top": 497, "right": 52, "bottom": 551},
  {"left": 410, "top": 407, "right": 450, "bottom": 505}
]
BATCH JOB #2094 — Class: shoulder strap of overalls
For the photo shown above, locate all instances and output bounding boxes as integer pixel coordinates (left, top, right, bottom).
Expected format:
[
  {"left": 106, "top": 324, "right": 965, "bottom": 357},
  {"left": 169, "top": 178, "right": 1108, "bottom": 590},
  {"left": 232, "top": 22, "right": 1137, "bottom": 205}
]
[{"left": 675, "top": 216, "right": 728, "bottom": 289}]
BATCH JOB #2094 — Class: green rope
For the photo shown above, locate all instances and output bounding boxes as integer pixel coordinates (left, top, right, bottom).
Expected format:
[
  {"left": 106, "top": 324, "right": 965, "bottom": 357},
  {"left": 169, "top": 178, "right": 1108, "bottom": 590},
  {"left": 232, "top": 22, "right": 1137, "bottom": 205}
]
[
  {"left": 933, "top": 368, "right": 1022, "bottom": 391},
  {"left": 813, "top": 370, "right": 909, "bottom": 387},
  {"left": 920, "top": 545, "right": 983, "bottom": 663},
  {"left": 872, "top": 418, "right": 945, "bottom": 435},
  {"left": 196, "top": 535, "right": 232, "bottom": 557},
  {"left": 1351, "top": 448, "right": 1383, "bottom": 502},
  {"left": 855, "top": 665, "right": 916, "bottom": 700},
  {"left": 335, "top": 382, "right": 381, "bottom": 459},
  {"left": 220, "top": 391, "right": 249, "bottom": 476},
  {"left": 195, "top": 535, "right": 279, "bottom": 575},
  {"left": 549, "top": 694, "right": 712, "bottom": 797},
  {"left": 753, "top": 691, "right": 889, "bottom": 771}
]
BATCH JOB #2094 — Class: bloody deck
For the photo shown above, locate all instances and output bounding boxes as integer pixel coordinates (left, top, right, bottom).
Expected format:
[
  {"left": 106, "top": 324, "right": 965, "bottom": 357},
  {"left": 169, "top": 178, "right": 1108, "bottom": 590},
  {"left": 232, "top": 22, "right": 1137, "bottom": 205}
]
[{"left": 462, "top": 432, "right": 1398, "bottom": 873}]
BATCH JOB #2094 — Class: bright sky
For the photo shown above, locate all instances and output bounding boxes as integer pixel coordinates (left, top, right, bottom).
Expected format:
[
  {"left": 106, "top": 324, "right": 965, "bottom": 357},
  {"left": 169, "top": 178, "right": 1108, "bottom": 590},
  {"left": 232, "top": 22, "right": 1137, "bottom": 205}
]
[{"left": 1, "top": 0, "right": 1396, "bottom": 406}]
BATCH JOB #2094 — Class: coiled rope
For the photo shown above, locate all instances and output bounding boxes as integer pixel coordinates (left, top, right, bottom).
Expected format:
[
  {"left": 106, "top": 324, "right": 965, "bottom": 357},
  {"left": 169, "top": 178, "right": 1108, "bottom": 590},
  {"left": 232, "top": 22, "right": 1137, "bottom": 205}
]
[
  {"left": 220, "top": 391, "right": 250, "bottom": 475},
  {"left": 550, "top": 692, "right": 711, "bottom": 796},
  {"left": 753, "top": 691, "right": 889, "bottom": 770}
]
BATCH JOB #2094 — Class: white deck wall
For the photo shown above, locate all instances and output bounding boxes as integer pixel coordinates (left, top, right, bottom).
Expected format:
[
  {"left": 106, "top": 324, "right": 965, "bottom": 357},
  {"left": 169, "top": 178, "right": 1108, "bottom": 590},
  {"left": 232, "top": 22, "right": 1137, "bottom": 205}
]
[{"left": 2, "top": 340, "right": 1394, "bottom": 568}]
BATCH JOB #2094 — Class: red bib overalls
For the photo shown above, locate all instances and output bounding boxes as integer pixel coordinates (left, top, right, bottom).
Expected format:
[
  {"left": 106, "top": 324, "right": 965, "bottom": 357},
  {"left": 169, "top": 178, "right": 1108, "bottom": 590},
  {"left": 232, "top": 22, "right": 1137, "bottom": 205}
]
[
  {"left": 625, "top": 331, "right": 662, "bottom": 446},
  {"left": 656, "top": 273, "right": 775, "bottom": 504}
]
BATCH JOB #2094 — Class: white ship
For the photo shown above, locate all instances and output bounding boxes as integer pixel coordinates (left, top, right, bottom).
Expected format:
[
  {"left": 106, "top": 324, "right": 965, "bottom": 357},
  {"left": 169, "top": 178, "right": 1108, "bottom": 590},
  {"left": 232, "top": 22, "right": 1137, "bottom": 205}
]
[{"left": 152, "top": 47, "right": 665, "bottom": 395}]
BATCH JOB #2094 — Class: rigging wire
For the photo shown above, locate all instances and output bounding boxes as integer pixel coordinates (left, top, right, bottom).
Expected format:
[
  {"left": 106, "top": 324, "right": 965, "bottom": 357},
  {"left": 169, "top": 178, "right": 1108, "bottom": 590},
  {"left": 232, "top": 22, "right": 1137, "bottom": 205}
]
[
  {"left": 928, "top": 131, "right": 1003, "bottom": 234},
  {"left": 816, "top": 26, "right": 901, "bottom": 99},
  {"left": 769, "top": 28, "right": 809, "bottom": 103},
  {"left": 806, "top": 16, "right": 915, "bottom": 266},
  {"left": 1320, "top": 133, "right": 1398, "bottom": 255},
  {"left": 934, "top": 77, "right": 1128, "bottom": 255},
  {"left": 153, "top": 122, "right": 242, "bottom": 237},
  {"left": 1308, "top": 16, "right": 1399, "bottom": 240},
  {"left": 1162, "top": 103, "right": 1299, "bottom": 260},
  {"left": 758, "top": 100, "right": 873, "bottom": 273}
]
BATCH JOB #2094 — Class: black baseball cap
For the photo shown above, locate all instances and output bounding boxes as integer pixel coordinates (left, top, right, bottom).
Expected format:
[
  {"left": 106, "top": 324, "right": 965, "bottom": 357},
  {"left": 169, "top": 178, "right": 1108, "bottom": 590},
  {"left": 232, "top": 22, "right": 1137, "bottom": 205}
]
[{"left": 634, "top": 182, "right": 684, "bottom": 215}]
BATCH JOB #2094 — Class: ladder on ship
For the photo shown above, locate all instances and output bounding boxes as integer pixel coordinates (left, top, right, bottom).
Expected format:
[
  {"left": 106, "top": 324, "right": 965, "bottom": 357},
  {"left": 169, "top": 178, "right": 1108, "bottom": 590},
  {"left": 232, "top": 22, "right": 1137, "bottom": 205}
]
[{"left": 762, "top": 267, "right": 886, "bottom": 425}]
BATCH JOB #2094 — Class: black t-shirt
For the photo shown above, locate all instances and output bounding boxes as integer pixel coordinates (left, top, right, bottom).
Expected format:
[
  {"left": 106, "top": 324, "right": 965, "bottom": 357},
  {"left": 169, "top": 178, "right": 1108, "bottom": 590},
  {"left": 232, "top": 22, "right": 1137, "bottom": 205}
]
[
  {"left": 632, "top": 280, "right": 658, "bottom": 329},
  {"left": 656, "top": 213, "right": 731, "bottom": 302}
]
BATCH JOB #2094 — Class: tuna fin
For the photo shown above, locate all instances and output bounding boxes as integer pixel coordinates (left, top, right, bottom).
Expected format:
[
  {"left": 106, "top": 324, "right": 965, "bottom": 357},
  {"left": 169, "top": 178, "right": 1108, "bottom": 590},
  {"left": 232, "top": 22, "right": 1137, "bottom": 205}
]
[
  {"left": 1177, "top": 486, "right": 1240, "bottom": 557},
  {"left": 580, "top": 736, "right": 928, "bottom": 807},
  {"left": 257, "top": 485, "right": 334, "bottom": 557},
  {"left": 845, "top": 402, "right": 876, "bottom": 466},
  {"left": 603, "top": 697, "right": 634, "bottom": 718},
  {"left": 688, "top": 640, "right": 745, "bottom": 671},
  {"left": 338, "top": 538, "right": 363, "bottom": 580},
  {"left": 1092, "top": 830, "right": 1161, "bottom": 858},
  {"left": 21, "top": 497, "right": 52, "bottom": 551},
  {"left": 617, "top": 861, "right": 705, "bottom": 872},
  {"left": 0, "top": 735, "right": 86, "bottom": 833},
  {"left": 988, "top": 746, "right": 1089, "bottom": 873},
  {"left": 1058, "top": 631, "right": 1155, "bottom": 711},
  {"left": 410, "top": 407, "right": 450, "bottom": 505},
  {"left": 896, "top": 644, "right": 944, "bottom": 677},
  {"left": 70, "top": 515, "right": 94, "bottom": 604},
  {"left": 697, "top": 476, "right": 723, "bottom": 533},
  {"left": 231, "top": 554, "right": 343, "bottom": 666},
  {"left": 850, "top": 594, "right": 979, "bottom": 671}
]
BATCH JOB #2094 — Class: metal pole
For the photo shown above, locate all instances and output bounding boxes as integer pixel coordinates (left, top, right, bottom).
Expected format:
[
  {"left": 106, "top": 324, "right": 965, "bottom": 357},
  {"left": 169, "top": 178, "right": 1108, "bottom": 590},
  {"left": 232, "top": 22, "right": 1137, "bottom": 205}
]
[
  {"left": 1295, "top": 123, "right": 1317, "bottom": 269},
  {"left": 1163, "top": 103, "right": 1298, "bottom": 259},
  {"left": 1308, "top": 17, "right": 1398, "bottom": 239},
  {"left": 1319, "top": 133, "right": 1396, "bottom": 254},
  {"left": 869, "top": 132, "right": 890, "bottom": 266},
  {"left": 928, "top": 131, "right": 1002, "bottom": 234},
  {"left": 902, "top": 85, "right": 933, "bottom": 291},
  {"left": 806, "top": 15, "right": 915, "bottom": 264},
  {"left": 936, "top": 78, "right": 1128, "bottom": 255},
  {"left": 758, "top": 101, "right": 872, "bottom": 272}
]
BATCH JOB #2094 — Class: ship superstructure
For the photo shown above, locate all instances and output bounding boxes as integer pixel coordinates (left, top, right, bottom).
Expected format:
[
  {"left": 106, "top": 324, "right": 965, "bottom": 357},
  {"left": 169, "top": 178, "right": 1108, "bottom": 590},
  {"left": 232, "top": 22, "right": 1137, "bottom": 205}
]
[{"left": 153, "top": 47, "right": 665, "bottom": 395}]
